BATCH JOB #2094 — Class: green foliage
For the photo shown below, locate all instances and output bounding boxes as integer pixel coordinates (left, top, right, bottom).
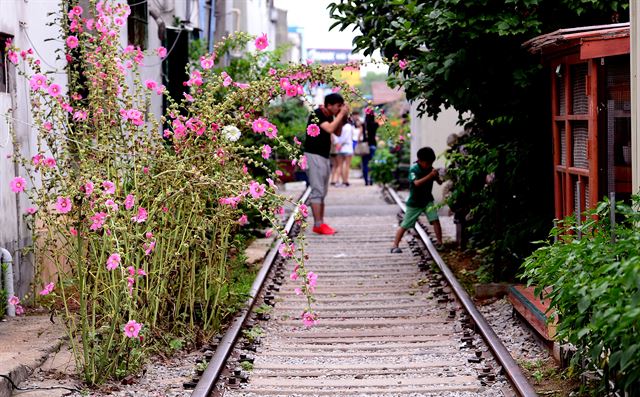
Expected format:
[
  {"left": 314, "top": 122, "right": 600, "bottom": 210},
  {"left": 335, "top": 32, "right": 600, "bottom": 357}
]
[
  {"left": 329, "top": 0, "right": 627, "bottom": 280},
  {"left": 242, "top": 325, "right": 265, "bottom": 342},
  {"left": 522, "top": 197, "right": 640, "bottom": 394},
  {"left": 369, "top": 146, "right": 396, "bottom": 185}
]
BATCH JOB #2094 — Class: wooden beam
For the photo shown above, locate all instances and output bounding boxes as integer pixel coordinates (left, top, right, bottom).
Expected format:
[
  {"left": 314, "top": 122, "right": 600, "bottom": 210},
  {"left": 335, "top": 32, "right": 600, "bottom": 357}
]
[{"left": 581, "top": 37, "right": 629, "bottom": 59}]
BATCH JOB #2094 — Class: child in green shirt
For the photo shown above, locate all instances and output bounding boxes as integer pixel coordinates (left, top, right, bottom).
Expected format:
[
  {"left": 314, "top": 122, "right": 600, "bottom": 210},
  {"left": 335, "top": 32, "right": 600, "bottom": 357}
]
[{"left": 391, "top": 147, "right": 443, "bottom": 253}]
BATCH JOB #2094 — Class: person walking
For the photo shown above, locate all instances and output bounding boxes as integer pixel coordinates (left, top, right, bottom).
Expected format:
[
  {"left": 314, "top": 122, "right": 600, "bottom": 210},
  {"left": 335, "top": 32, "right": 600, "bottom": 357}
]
[
  {"left": 304, "top": 93, "right": 349, "bottom": 235},
  {"left": 336, "top": 116, "right": 354, "bottom": 186},
  {"left": 361, "top": 113, "right": 378, "bottom": 185},
  {"left": 390, "top": 147, "right": 444, "bottom": 252}
]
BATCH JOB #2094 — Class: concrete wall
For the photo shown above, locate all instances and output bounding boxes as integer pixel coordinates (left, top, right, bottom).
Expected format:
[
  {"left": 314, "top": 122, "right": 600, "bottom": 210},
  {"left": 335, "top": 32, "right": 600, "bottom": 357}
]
[{"left": 409, "top": 102, "right": 462, "bottom": 204}]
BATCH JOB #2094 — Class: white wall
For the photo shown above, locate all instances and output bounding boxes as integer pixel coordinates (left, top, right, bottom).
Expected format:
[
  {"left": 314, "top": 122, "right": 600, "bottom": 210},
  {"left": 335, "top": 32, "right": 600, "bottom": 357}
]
[
  {"left": 409, "top": 102, "right": 462, "bottom": 203},
  {"left": 632, "top": 0, "right": 639, "bottom": 194},
  {"left": 0, "top": 0, "right": 64, "bottom": 296}
]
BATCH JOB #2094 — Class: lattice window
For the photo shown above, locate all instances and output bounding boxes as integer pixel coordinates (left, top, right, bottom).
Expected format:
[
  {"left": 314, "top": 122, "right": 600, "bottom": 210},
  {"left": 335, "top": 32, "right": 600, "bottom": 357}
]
[
  {"left": 571, "top": 63, "right": 588, "bottom": 115},
  {"left": 572, "top": 121, "right": 588, "bottom": 169},
  {"left": 559, "top": 123, "right": 566, "bottom": 166},
  {"left": 557, "top": 73, "right": 566, "bottom": 116}
]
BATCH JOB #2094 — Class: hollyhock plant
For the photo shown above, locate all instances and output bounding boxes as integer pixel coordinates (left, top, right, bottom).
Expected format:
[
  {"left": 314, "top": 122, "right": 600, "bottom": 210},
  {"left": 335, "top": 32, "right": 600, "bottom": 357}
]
[
  {"left": 9, "top": 21, "right": 362, "bottom": 382},
  {"left": 8, "top": 295, "right": 20, "bottom": 306}
]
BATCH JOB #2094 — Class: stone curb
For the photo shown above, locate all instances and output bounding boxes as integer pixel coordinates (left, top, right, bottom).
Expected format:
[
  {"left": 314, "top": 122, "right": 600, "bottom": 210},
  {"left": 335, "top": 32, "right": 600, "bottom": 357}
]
[{"left": 0, "top": 335, "right": 65, "bottom": 397}]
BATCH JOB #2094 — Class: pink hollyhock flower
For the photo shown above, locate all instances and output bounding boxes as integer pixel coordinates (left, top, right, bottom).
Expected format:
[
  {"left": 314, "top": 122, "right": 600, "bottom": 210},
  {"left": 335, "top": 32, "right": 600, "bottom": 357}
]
[
  {"left": 15, "top": 305, "right": 24, "bottom": 316},
  {"left": 249, "top": 181, "right": 266, "bottom": 199},
  {"left": 7, "top": 50, "right": 18, "bottom": 64},
  {"left": 42, "top": 157, "right": 56, "bottom": 168},
  {"left": 69, "top": 227, "right": 78, "bottom": 236},
  {"left": 84, "top": 181, "right": 94, "bottom": 196},
  {"left": 66, "top": 36, "right": 79, "bottom": 49},
  {"left": 114, "top": 16, "right": 125, "bottom": 26},
  {"left": 73, "top": 110, "right": 87, "bottom": 121},
  {"left": 29, "top": 74, "right": 47, "bottom": 91},
  {"left": 275, "top": 170, "right": 283, "bottom": 177},
  {"left": 233, "top": 82, "right": 249, "bottom": 89},
  {"left": 145, "top": 79, "right": 157, "bottom": 90},
  {"left": 137, "top": 269, "right": 147, "bottom": 276},
  {"left": 252, "top": 118, "right": 269, "bottom": 133},
  {"left": 278, "top": 242, "right": 294, "bottom": 258},
  {"left": 55, "top": 197, "right": 72, "bottom": 214},
  {"left": 200, "top": 56, "right": 214, "bottom": 69},
  {"left": 183, "top": 93, "right": 194, "bottom": 102},
  {"left": 131, "top": 207, "right": 148, "bottom": 223},
  {"left": 275, "top": 206, "right": 285, "bottom": 216},
  {"left": 10, "top": 177, "right": 26, "bottom": 193},
  {"left": 43, "top": 122, "right": 53, "bottom": 131},
  {"left": 299, "top": 204, "right": 309, "bottom": 218},
  {"left": 145, "top": 232, "right": 154, "bottom": 239},
  {"left": 48, "top": 83, "right": 62, "bottom": 97},
  {"left": 8, "top": 295, "right": 20, "bottom": 306},
  {"left": 279, "top": 78, "right": 290, "bottom": 89},
  {"left": 294, "top": 287, "right": 302, "bottom": 296},
  {"left": 302, "top": 311, "right": 317, "bottom": 327},
  {"left": 266, "top": 178, "right": 277, "bottom": 189},
  {"left": 399, "top": 59, "right": 408, "bottom": 69},
  {"left": 264, "top": 123, "right": 278, "bottom": 139},
  {"left": 268, "top": 68, "right": 277, "bottom": 75},
  {"left": 105, "top": 199, "right": 119, "bottom": 211},
  {"left": 307, "top": 271, "right": 318, "bottom": 287},
  {"left": 102, "top": 180, "right": 115, "bottom": 194},
  {"left": 123, "top": 319, "right": 142, "bottom": 338},
  {"left": 89, "top": 212, "right": 107, "bottom": 230},
  {"left": 262, "top": 144, "right": 272, "bottom": 159},
  {"left": 307, "top": 124, "right": 320, "bottom": 137},
  {"left": 299, "top": 155, "right": 308, "bottom": 170},
  {"left": 125, "top": 194, "right": 135, "bottom": 210},
  {"left": 157, "top": 46, "right": 167, "bottom": 58},
  {"left": 143, "top": 241, "right": 155, "bottom": 255},
  {"left": 265, "top": 229, "right": 273, "bottom": 238},
  {"left": 25, "top": 207, "right": 37, "bottom": 215},
  {"left": 290, "top": 271, "right": 298, "bottom": 281},
  {"left": 39, "top": 282, "right": 55, "bottom": 296},
  {"left": 127, "top": 266, "right": 136, "bottom": 276},
  {"left": 242, "top": 164, "right": 248, "bottom": 174},
  {"left": 32, "top": 154, "right": 44, "bottom": 166},
  {"left": 70, "top": 5, "right": 82, "bottom": 16},
  {"left": 106, "top": 253, "right": 121, "bottom": 270},
  {"left": 223, "top": 76, "right": 233, "bottom": 87},
  {"left": 255, "top": 33, "right": 268, "bottom": 50},
  {"left": 285, "top": 85, "right": 298, "bottom": 97},
  {"left": 237, "top": 214, "right": 248, "bottom": 225},
  {"left": 332, "top": 86, "right": 341, "bottom": 93},
  {"left": 293, "top": 136, "right": 301, "bottom": 146},
  {"left": 143, "top": 167, "right": 149, "bottom": 174},
  {"left": 365, "top": 107, "right": 374, "bottom": 115}
]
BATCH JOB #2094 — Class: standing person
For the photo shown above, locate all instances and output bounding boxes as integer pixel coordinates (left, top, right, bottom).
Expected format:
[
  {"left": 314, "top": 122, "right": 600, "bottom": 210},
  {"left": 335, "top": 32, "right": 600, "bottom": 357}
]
[
  {"left": 304, "top": 93, "right": 349, "bottom": 235},
  {"left": 361, "top": 113, "right": 378, "bottom": 185},
  {"left": 390, "top": 147, "right": 443, "bottom": 252},
  {"left": 351, "top": 110, "right": 363, "bottom": 152},
  {"left": 336, "top": 116, "right": 354, "bottom": 186}
]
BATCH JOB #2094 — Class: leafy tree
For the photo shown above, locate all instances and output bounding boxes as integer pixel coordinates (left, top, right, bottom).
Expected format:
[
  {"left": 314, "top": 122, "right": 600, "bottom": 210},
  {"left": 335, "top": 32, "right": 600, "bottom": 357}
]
[{"left": 329, "top": 0, "right": 628, "bottom": 279}]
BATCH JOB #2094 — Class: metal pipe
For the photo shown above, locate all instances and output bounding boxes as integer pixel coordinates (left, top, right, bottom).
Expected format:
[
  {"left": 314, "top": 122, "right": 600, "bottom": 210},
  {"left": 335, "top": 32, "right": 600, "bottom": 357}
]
[
  {"left": 386, "top": 186, "right": 538, "bottom": 397},
  {"left": 1, "top": 248, "right": 16, "bottom": 317},
  {"left": 609, "top": 192, "right": 616, "bottom": 243},
  {"left": 149, "top": 8, "right": 166, "bottom": 41},
  {"left": 576, "top": 180, "right": 582, "bottom": 240},
  {"left": 191, "top": 186, "right": 311, "bottom": 397}
]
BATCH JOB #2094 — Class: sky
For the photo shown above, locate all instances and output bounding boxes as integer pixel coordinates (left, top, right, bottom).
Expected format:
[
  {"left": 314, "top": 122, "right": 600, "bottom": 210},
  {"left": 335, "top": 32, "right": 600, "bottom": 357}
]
[{"left": 273, "top": 0, "right": 387, "bottom": 75}]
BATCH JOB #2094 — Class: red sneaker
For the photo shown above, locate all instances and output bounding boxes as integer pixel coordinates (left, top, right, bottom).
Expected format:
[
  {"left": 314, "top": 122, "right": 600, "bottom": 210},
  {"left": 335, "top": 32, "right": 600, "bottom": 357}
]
[{"left": 312, "top": 224, "right": 335, "bottom": 235}]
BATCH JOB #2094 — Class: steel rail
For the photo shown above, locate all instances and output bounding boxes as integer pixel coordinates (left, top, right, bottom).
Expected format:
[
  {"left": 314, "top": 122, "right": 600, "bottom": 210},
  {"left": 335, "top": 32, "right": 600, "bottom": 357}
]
[
  {"left": 191, "top": 186, "right": 311, "bottom": 397},
  {"left": 386, "top": 186, "right": 538, "bottom": 397}
]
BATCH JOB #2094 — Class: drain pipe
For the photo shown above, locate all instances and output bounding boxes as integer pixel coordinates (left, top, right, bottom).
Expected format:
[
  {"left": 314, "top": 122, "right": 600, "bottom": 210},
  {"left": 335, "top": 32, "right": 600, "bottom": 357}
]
[{"left": 1, "top": 248, "right": 15, "bottom": 317}]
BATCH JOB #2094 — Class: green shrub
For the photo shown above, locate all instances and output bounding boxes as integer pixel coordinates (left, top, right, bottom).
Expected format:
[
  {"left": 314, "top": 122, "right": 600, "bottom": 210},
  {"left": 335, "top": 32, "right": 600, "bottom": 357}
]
[
  {"left": 522, "top": 197, "right": 640, "bottom": 395},
  {"left": 369, "top": 146, "right": 396, "bottom": 185}
]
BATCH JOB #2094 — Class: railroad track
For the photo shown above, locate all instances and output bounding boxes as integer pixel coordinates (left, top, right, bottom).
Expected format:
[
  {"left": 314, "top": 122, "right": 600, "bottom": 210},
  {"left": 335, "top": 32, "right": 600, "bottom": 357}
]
[{"left": 192, "top": 180, "right": 537, "bottom": 397}]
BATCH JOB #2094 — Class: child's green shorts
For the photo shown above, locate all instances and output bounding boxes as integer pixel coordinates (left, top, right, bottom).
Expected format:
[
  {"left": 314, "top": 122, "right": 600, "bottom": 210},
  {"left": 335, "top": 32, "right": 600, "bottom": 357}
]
[{"left": 401, "top": 203, "right": 438, "bottom": 229}]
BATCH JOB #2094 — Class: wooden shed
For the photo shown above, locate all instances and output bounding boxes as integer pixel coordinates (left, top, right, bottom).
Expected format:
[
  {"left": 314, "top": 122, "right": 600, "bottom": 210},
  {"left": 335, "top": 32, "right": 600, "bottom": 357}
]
[{"left": 525, "top": 23, "right": 631, "bottom": 219}]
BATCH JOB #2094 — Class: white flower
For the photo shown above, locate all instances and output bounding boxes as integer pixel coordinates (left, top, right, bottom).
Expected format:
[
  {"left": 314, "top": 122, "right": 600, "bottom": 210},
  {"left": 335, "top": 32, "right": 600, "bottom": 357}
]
[{"left": 222, "top": 125, "right": 241, "bottom": 142}]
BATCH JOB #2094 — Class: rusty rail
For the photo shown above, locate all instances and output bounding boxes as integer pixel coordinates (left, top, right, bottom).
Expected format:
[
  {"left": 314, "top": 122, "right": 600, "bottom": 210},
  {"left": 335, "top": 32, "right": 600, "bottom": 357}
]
[
  {"left": 191, "top": 186, "right": 311, "bottom": 397},
  {"left": 386, "top": 186, "right": 538, "bottom": 397}
]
